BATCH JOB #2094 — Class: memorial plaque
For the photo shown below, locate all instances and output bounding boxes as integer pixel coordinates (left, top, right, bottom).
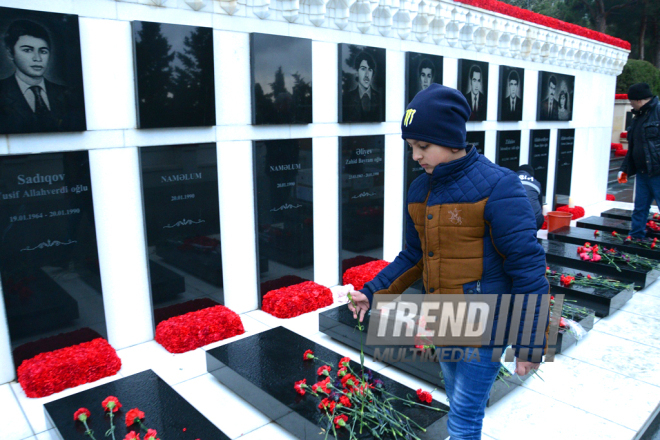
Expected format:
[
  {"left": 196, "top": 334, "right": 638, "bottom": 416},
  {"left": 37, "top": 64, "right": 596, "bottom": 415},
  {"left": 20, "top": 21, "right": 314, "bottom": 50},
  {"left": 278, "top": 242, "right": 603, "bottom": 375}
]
[
  {"left": 251, "top": 33, "right": 312, "bottom": 125},
  {"left": 0, "top": 152, "right": 105, "bottom": 357},
  {"left": 140, "top": 143, "right": 223, "bottom": 322},
  {"left": 0, "top": 7, "right": 87, "bottom": 135},
  {"left": 553, "top": 128, "right": 574, "bottom": 208},
  {"left": 600, "top": 208, "right": 656, "bottom": 222},
  {"left": 340, "top": 136, "right": 385, "bottom": 277},
  {"left": 405, "top": 52, "right": 443, "bottom": 105},
  {"left": 496, "top": 130, "right": 521, "bottom": 171},
  {"left": 133, "top": 21, "right": 215, "bottom": 129},
  {"left": 549, "top": 225, "right": 660, "bottom": 260},
  {"left": 537, "top": 71, "right": 574, "bottom": 121},
  {"left": 529, "top": 129, "right": 550, "bottom": 202},
  {"left": 339, "top": 44, "right": 386, "bottom": 123},
  {"left": 497, "top": 66, "right": 524, "bottom": 121},
  {"left": 466, "top": 131, "right": 485, "bottom": 155},
  {"left": 458, "top": 59, "right": 488, "bottom": 122},
  {"left": 541, "top": 239, "right": 659, "bottom": 289},
  {"left": 319, "top": 305, "right": 532, "bottom": 407},
  {"left": 206, "top": 326, "right": 449, "bottom": 439},
  {"left": 45, "top": 370, "right": 231, "bottom": 440},
  {"left": 546, "top": 263, "right": 634, "bottom": 317},
  {"left": 254, "top": 139, "right": 313, "bottom": 301}
]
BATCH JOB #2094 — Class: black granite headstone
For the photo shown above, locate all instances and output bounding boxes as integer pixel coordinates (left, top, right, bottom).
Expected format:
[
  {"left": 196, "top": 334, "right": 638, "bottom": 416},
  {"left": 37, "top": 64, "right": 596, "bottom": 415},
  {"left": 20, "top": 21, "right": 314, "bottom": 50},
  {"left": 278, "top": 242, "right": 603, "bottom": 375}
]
[
  {"left": 466, "top": 131, "right": 485, "bottom": 155},
  {"left": 140, "top": 143, "right": 223, "bottom": 323},
  {"left": 133, "top": 21, "right": 215, "bottom": 129},
  {"left": 553, "top": 129, "right": 575, "bottom": 209},
  {"left": 254, "top": 139, "right": 313, "bottom": 301},
  {"left": 576, "top": 216, "right": 660, "bottom": 239},
  {"left": 546, "top": 263, "right": 634, "bottom": 317},
  {"left": 0, "top": 152, "right": 105, "bottom": 354},
  {"left": 319, "top": 305, "right": 531, "bottom": 407},
  {"left": 496, "top": 130, "right": 521, "bottom": 171},
  {"left": 339, "top": 44, "right": 386, "bottom": 123},
  {"left": 251, "top": 33, "right": 312, "bottom": 125},
  {"left": 600, "top": 208, "right": 656, "bottom": 222},
  {"left": 549, "top": 226, "right": 660, "bottom": 260},
  {"left": 340, "top": 136, "right": 385, "bottom": 278},
  {"left": 529, "top": 129, "right": 550, "bottom": 203},
  {"left": 44, "top": 370, "right": 230, "bottom": 440},
  {"left": 541, "top": 239, "right": 659, "bottom": 289},
  {"left": 206, "top": 326, "right": 449, "bottom": 439}
]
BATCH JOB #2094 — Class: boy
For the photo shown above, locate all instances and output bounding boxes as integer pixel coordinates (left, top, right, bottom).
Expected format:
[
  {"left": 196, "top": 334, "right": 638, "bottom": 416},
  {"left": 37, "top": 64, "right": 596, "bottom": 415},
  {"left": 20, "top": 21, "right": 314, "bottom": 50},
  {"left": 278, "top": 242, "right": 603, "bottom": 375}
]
[{"left": 349, "top": 84, "right": 549, "bottom": 440}]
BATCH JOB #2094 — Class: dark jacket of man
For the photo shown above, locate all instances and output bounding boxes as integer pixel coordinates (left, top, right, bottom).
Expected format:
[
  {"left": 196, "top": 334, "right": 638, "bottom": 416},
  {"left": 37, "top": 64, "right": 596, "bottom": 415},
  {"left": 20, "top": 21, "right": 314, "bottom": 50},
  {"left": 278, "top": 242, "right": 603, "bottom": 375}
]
[
  {"left": 464, "top": 91, "right": 487, "bottom": 121},
  {"left": 541, "top": 97, "right": 559, "bottom": 120},
  {"left": 342, "top": 86, "right": 383, "bottom": 123},
  {"left": 0, "top": 76, "right": 86, "bottom": 135},
  {"left": 500, "top": 95, "right": 523, "bottom": 121},
  {"left": 620, "top": 96, "right": 660, "bottom": 177},
  {"left": 518, "top": 169, "right": 544, "bottom": 230}
]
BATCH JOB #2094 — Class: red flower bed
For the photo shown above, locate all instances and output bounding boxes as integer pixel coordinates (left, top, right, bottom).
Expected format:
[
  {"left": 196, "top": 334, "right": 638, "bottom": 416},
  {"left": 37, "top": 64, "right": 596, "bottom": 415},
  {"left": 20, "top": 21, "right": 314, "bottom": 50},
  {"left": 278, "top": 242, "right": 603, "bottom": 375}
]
[
  {"left": 154, "top": 297, "right": 220, "bottom": 326},
  {"left": 611, "top": 143, "right": 623, "bottom": 151},
  {"left": 614, "top": 149, "right": 628, "bottom": 157},
  {"left": 17, "top": 338, "right": 121, "bottom": 398},
  {"left": 453, "top": 0, "right": 631, "bottom": 50},
  {"left": 606, "top": 194, "right": 616, "bottom": 201},
  {"left": 556, "top": 205, "right": 585, "bottom": 220},
  {"left": 343, "top": 260, "right": 390, "bottom": 290},
  {"left": 620, "top": 132, "right": 627, "bottom": 139},
  {"left": 155, "top": 305, "right": 245, "bottom": 353},
  {"left": 262, "top": 281, "right": 333, "bottom": 318},
  {"left": 615, "top": 94, "right": 628, "bottom": 100}
]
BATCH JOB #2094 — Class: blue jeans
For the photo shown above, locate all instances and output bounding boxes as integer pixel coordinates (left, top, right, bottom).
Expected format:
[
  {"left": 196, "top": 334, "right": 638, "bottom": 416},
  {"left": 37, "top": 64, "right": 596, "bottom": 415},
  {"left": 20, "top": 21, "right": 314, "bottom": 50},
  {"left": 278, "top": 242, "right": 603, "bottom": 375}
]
[
  {"left": 631, "top": 172, "right": 660, "bottom": 237},
  {"left": 440, "top": 347, "right": 501, "bottom": 440}
]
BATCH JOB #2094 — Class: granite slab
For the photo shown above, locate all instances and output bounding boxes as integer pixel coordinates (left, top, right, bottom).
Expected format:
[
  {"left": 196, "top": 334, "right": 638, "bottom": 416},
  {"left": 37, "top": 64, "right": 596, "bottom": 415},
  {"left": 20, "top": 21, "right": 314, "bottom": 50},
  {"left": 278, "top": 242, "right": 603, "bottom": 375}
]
[
  {"left": 548, "top": 226, "right": 660, "bottom": 260},
  {"left": 576, "top": 216, "right": 660, "bottom": 239},
  {"left": 44, "top": 370, "right": 230, "bottom": 440},
  {"left": 206, "top": 326, "right": 449, "bottom": 440}
]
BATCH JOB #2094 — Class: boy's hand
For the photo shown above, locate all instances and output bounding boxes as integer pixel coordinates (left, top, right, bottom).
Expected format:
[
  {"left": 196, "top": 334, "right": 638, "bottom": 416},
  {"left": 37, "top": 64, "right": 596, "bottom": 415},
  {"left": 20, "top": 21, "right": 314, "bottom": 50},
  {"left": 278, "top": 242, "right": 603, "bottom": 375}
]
[
  {"left": 618, "top": 171, "right": 628, "bottom": 184},
  {"left": 515, "top": 360, "right": 540, "bottom": 376},
  {"left": 347, "top": 291, "right": 370, "bottom": 322}
]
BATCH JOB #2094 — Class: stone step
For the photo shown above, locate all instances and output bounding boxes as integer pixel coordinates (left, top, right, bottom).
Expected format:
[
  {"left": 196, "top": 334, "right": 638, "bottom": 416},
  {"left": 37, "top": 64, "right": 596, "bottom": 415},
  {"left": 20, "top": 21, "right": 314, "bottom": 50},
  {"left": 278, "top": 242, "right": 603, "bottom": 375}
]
[{"left": 548, "top": 225, "right": 660, "bottom": 260}]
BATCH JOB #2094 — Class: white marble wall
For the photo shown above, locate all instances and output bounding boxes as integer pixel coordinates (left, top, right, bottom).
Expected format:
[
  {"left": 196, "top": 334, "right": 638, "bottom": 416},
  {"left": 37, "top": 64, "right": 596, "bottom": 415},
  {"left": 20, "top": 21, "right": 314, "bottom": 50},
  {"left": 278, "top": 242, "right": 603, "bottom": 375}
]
[{"left": 0, "top": 0, "right": 628, "bottom": 384}]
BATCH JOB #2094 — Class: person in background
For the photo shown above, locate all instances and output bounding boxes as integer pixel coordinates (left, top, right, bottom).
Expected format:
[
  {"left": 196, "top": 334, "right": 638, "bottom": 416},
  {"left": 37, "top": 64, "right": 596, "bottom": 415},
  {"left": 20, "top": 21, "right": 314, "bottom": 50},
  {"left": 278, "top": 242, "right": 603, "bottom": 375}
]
[
  {"left": 618, "top": 83, "right": 660, "bottom": 238},
  {"left": 518, "top": 164, "right": 544, "bottom": 230}
]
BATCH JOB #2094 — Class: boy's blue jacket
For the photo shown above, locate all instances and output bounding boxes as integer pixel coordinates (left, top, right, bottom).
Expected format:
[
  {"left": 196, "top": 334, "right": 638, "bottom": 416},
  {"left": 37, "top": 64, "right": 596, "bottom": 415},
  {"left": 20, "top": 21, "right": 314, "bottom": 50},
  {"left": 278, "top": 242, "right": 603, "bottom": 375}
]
[{"left": 360, "top": 147, "right": 550, "bottom": 361}]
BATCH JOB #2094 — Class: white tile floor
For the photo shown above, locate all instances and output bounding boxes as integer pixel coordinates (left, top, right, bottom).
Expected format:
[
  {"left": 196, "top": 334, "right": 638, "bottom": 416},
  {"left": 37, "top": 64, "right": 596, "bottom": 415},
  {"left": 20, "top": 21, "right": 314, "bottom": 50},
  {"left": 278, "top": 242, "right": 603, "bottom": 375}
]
[{"left": 3, "top": 201, "right": 660, "bottom": 440}]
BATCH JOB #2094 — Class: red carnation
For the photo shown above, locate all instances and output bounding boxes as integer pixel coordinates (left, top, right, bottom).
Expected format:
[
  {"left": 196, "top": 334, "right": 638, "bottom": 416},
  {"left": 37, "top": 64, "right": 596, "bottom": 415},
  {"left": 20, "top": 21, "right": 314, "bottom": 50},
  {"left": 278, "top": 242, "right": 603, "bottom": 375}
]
[
  {"left": 294, "top": 378, "right": 307, "bottom": 395},
  {"left": 317, "top": 365, "right": 331, "bottom": 376},
  {"left": 612, "top": 231, "right": 618, "bottom": 236},
  {"left": 339, "top": 357, "right": 351, "bottom": 368},
  {"left": 318, "top": 398, "right": 336, "bottom": 413},
  {"left": 334, "top": 414, "right": 349, "bottom": 429},
  {"left": 339, "top": 395, "right": 352, "bottom": 408},
  {"left": 102, "top": 396, "right": 122, "bottom": 412},
  {"left": 416, "top": 388, "right": 433, "bottom": 404},
  {"left": 337, "top": 366, "right": 348, "bottom": 377},
  {"left": 124, "top": 433, "right": 140, "bottom": 440},
  {"left": 125, "top": 408, "right": 145, "bottom": 427},
  {"left": 74, "top": 408, "right": 91, "bottom": 422},
  {"left": 594, "top": 230, "right": 600, "bottom": 237},
  {"left": 144, "top": 429, "right": 160, "bottom": 440},
  {"left": 303, "top": 349, "right": 315, "bottom": 361}
]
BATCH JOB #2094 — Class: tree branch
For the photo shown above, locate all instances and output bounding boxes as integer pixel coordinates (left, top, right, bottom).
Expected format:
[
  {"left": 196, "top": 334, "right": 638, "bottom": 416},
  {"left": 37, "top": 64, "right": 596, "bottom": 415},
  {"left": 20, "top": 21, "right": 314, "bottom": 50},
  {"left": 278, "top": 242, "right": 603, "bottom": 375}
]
[{"left": 605, "top": 0, "right": 638, "bottom": 19}]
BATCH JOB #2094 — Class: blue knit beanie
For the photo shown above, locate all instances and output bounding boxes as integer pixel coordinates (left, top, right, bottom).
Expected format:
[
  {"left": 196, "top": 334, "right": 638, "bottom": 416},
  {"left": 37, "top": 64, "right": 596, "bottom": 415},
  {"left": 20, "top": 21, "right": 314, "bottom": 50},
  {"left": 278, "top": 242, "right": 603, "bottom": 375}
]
[{"left": 401, "top": 83, "right": 471, "bottom": 149}]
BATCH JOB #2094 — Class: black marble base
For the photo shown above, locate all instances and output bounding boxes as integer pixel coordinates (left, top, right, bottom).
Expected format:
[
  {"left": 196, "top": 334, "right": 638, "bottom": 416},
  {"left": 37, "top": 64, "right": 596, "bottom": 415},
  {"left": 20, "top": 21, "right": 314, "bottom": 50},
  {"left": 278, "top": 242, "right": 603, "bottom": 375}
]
[
  {"left": 547, "top": 263, "right": 634, "bottom": 317},
  {"left": 157, "top": 243, "right": 223, "bottom": 288},
  {"left": 576, "top": 216, "right": 660, "bottom": 239},
  {"left": 600, "top": 208, "right": 656, "bottom": 222},
  {"left": 548, "top": 226, "right": 660, "bottom": 260},
  {"left": 553, "top": 306, "right": 595, "bottom": 354},
  {"left": 206, "top": 326, "right": 449, "bottom": 439},
  {"left": 318, "top": 305, "right": 531, "bottom": 407},
  {"left": 44, "top": 370, "right": 230, "bottom": 440},
  {"left": 541, "top": 239, "right": 660, "bottom": 289}
]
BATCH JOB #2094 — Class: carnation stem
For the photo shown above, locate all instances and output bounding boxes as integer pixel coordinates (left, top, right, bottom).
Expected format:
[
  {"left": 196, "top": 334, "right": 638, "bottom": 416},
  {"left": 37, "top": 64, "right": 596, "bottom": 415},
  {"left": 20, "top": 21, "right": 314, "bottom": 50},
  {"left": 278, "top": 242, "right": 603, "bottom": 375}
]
[
  {"left": 105, "top": 412, "right": 116, "bottom": 440},
  {"left": 83, "top": 421, "right": 98, "bottom": 440}
]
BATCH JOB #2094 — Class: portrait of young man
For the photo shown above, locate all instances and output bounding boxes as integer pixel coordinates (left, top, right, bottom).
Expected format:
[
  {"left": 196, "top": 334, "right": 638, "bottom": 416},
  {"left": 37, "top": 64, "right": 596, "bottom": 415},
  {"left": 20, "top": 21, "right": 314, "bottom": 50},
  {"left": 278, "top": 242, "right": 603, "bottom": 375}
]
[
  {"left": 0, "top": 9, "right": 86, "bottom": 135},
  {"left": 459, "top": 60, "right": 488, "bottom": 122},
  {"left": 405, "top": 52, "right": 443, "bottom": 106},
  {"left": 340, "top": 45, "right": 386, "bottom": 123},
  {"left": 498, "top": 66, "right": 524, "bottom": 121},
  {"left": 539, "top": 73, "right": 559, "bottom": 121}
]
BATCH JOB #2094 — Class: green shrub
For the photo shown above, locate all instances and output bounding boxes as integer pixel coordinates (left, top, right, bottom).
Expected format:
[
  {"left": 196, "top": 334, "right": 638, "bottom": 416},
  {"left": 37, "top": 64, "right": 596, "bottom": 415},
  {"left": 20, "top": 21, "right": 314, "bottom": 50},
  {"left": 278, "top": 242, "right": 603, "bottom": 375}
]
[{"left": 617, "top": 59, "right": 660, "bottom": 96}]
